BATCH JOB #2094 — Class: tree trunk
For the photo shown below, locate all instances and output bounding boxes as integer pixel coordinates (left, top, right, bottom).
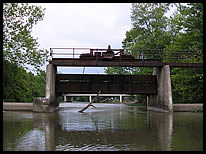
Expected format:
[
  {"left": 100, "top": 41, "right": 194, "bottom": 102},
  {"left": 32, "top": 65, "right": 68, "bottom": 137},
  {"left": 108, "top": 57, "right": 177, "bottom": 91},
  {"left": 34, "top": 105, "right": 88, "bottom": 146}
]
[{"left": 78, "top": 91, "right": 101, "bottom": 113}]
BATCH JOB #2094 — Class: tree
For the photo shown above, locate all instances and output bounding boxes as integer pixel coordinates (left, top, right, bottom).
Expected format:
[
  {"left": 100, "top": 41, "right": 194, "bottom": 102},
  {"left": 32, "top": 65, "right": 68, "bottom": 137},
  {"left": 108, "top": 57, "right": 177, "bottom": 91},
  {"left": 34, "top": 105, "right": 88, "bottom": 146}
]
[
  {"left": 3, "top": 59, "right": 32, "bottom": 102},
  {"left": 128, "top": 3, "right": 172, "bottom": 49},
  {"left": 3, "top": 60, "right": 19, "bottom": 102},
  {"left": 171, "top": 68, "right": 203, "bottom": 103},
  {"left": 167, "top": 3, "right": 203, "bottom": 103},
  {"left": 3, "top": 3, "right": 49, "bottom": 72},
  {"left": 168, "top": 3, "right": 203, "bottom": 50},
  {"left": 31, "top": 70, "right": 46, "bottom": 97},
  {"left": 104, "top": 67, "right": 131, "bottom": 75},
  {"left": 3, "top": 60, "right": 46, "bottom": 102}
]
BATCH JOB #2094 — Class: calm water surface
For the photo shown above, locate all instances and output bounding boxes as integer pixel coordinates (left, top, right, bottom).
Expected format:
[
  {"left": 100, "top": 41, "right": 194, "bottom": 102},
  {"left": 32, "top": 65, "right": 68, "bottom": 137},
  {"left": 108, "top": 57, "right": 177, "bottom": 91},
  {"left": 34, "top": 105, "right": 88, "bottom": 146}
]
[{"left": 3, "top": 102, "right": 203, "bottom": 151}]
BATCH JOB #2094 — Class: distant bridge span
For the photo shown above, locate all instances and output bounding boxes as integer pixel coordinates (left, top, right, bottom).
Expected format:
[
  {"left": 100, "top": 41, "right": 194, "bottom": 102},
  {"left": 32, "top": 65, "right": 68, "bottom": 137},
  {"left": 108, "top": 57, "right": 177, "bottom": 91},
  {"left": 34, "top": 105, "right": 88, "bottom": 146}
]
[{"left": 63, "top": 93, "right": 130, "bottom": 103}]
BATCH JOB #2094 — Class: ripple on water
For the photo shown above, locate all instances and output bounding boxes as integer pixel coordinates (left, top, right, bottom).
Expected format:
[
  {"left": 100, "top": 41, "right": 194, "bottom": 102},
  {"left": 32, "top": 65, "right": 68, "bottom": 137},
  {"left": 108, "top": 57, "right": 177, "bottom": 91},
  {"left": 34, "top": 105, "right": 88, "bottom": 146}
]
[{"left": 56, "top": 143, "right": 120, "bottom": 151}]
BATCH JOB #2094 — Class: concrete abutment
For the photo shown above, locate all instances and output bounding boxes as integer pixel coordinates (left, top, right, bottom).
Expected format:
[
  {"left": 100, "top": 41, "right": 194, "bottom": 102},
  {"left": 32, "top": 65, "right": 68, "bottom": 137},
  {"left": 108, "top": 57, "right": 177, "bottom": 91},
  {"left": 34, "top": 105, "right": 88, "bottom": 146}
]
[
  {"left": 33, "top": 64, "right": 59, "bottom": 112},
  {"left": 147, "top": 65, "right": 173, "bottom": 112}
]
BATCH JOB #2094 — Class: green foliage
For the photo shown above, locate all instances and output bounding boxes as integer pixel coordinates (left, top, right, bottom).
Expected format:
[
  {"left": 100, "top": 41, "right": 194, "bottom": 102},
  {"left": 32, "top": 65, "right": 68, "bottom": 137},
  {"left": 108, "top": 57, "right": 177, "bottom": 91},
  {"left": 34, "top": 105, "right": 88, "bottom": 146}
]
[
  {"left": 73, "top": 96, "right": 89, "bottom": 102},
  {"left": 129, "top": 3, "right": 172, "bottom": 49},
  {"left": 104, "top": 67, "right": 129, "bottom": 75},
  {"left": 3, "top": 60, "right": 46, "bottom": 102},
  {"left": 105, "top": 67, "right": 153, "bottom": 75},
  {"left": 168, "top": 3, "right": 203, "bottom": 103},
  {"left": 171, "top": 3, "right": 203, "bottom": 50},
  {"left": 171, "top": 68, "right": 203, "bottom": 103},
  {"left": 3, "top": 3, "right": 49, "bottom": 72}
]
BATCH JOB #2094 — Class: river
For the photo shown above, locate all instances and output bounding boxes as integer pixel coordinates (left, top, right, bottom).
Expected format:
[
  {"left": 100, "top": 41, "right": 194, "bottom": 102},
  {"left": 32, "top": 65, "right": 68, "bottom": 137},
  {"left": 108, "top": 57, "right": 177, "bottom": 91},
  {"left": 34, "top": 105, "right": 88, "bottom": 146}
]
[{"left": 3, "top": 102, "right": 203, "bottom": 151}]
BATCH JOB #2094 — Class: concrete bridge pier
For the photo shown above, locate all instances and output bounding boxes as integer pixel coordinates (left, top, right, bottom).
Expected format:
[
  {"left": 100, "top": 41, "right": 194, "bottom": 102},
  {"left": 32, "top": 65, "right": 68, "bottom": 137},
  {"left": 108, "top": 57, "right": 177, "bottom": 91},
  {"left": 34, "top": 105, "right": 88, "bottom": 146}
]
[
  {"left": 147, "top": 65, "right": 173, "bottom": 112},
  {"left": 33, "top": 64, "right": 59, "bottom": 112}
]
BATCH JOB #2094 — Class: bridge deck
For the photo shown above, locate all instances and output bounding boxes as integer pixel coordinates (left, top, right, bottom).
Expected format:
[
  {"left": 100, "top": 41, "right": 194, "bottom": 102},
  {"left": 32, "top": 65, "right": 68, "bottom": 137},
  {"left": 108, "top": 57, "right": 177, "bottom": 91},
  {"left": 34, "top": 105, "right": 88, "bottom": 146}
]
[{"left": 50, "top": 58, "right": 203, "bottom": 67}]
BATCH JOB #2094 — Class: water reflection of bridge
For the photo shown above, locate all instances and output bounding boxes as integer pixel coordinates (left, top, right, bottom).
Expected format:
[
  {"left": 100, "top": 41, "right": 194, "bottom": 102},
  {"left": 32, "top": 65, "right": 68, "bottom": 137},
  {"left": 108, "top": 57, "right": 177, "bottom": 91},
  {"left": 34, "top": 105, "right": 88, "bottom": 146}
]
[
  {"left": 32, "top": 105, "right": 174, "bottom": 151},
  {"left": 5, "top": 105, "right": 203, "bottom": 151},
  {"left": 5, "top": 107, "right": 203, "bottom": 151}
]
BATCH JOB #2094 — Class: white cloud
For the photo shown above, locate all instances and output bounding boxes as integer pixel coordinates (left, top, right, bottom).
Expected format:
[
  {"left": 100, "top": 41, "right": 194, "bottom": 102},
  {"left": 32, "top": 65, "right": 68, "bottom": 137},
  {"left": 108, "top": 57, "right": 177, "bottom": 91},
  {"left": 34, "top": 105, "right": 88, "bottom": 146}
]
[
  {"left": 31, "top": 3, "right": 132, "bottom": 73},
  {"left": 32, "top": 3, "right": 131, "bottom": 48}
]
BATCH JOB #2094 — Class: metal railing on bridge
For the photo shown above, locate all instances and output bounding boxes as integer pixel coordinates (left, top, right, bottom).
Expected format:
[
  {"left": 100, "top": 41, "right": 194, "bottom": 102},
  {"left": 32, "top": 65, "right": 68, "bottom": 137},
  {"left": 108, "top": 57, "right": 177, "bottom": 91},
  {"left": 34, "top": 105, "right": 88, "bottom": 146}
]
[{"left": 50, "top": 48, "right": 203, "bottom": 63}]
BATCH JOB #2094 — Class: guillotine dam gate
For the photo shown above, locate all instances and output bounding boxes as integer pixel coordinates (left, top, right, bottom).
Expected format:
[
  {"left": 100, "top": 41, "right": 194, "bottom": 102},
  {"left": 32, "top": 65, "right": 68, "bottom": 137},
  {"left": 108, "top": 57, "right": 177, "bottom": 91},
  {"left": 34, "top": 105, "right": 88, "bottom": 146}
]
[{"left": 33, "top": 47, "right": 203, "bottom": 113}]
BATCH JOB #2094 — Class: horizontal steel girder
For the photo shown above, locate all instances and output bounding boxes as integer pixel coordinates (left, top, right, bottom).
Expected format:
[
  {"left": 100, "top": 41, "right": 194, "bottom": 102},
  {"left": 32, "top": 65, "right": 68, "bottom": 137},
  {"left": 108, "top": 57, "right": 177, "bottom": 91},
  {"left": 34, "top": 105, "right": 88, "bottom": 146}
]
[
  {"left": 56, "top": 74, "right": 157, "bottom": 94},
  {"left": 50, "top": 58, "right": 203, "bottom": 67}
]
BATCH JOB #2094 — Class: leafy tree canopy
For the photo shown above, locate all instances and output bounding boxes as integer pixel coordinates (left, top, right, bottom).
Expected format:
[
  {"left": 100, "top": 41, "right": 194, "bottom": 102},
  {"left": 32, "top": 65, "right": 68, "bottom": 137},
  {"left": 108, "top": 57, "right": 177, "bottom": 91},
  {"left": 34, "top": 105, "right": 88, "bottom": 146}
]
[
  {"left": 3, "top": 59, "right": 46, "bottom": 102},
  {"left": 3, "top": 3, "right": 49, "bottom": 72}
]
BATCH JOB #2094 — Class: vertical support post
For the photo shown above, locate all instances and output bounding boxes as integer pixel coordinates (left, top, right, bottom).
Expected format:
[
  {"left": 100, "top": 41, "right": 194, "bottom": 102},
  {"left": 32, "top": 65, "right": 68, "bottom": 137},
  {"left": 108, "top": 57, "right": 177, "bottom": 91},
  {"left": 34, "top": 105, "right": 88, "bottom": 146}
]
[
  {"left": 45, "top": 64, "right": 57, "bottom": 105},
  {"left": 147, "top": 65, "right": 173, "bottom": 112},
  {"left": 64, "top": 95, "right": 66, "bottom": 102},
  {"left": 89, "top": 95, "right": 92, "bottom": 103},
  {"left": 120, "top": 95, "right": 122, "bottom": 103},
  {"left": 73, "top": 48, "right": 74, "bottom": 59}
]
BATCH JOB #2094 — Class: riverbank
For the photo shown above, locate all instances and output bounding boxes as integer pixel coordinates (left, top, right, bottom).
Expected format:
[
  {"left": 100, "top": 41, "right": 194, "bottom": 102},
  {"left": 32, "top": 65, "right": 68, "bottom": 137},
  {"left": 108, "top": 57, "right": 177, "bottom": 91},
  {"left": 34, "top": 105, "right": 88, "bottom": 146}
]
[
  {"left": 3, "top": 102, "right": 203, "bottom": 112},
  {"left": 3, "top": 102, "right": 33, "bottom": 111},
  {"left": 173, "top": 104, "right": 203, "bottom": 112}
]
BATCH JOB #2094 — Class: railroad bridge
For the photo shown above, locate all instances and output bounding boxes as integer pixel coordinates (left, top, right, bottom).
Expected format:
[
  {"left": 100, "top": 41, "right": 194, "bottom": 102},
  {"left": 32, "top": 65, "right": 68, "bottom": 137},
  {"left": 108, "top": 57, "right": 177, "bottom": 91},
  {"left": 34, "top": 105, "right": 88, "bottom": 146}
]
[{"left": 33, "top": 46, "right": 203, "bottom": 112}]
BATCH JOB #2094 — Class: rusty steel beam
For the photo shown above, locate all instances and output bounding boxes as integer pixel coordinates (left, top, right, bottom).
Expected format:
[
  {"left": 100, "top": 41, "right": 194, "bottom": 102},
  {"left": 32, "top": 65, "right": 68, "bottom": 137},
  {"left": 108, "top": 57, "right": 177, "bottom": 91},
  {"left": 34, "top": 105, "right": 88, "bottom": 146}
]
[
  {"left": 50, "top": 58, "right": 163, "bottom": 67},
  {"left": 164, "top": 62, "right": 203, "bottom": 67},
  {"left": 56, "top": 74, "right": 157, "bottom": 94},
  {"left": 50, "top": 58, "right": 202, "bottom": 67},
  {"left": 56, "top": 83, "right": 157, "bottom": 94},
  {"left": 56, "top": 74, "right": 156, "bottom": 82}
]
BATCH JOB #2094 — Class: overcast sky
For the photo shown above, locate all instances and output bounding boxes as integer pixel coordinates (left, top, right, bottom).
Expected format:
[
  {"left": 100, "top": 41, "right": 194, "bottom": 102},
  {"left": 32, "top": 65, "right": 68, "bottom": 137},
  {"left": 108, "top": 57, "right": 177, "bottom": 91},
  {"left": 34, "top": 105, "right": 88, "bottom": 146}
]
[{"left": 31, "top": 3, "right": 132, "bottom": 74}]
